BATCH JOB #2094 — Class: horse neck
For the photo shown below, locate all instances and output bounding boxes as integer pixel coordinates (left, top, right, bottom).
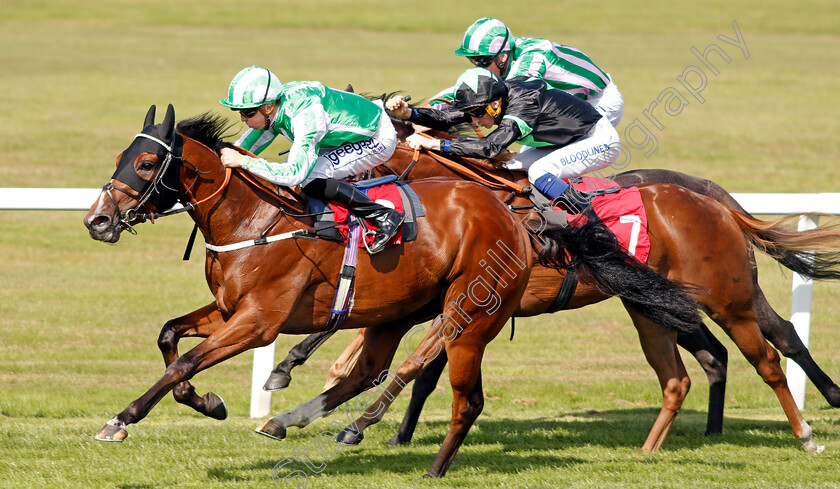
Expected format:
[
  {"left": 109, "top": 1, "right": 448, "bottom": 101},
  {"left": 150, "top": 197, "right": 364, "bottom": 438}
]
[{"left": 179, "top": 136, "right": 306, "bottom": 244}]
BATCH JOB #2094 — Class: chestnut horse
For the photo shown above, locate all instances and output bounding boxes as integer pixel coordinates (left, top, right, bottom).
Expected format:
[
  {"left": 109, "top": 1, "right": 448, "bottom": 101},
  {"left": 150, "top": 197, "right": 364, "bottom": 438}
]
[
  {"left": 83, "top": 105, "right": 702, "bottom": 477},
  {"left": 291, "top": 140, "right": 840, "bottom": 454}
]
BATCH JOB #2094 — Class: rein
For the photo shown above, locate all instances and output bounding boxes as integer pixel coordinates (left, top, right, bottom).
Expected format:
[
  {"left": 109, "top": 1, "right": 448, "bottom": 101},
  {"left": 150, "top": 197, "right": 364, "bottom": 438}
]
[{"left": 413, "top": 133, "right": 524, "bottom": 193}]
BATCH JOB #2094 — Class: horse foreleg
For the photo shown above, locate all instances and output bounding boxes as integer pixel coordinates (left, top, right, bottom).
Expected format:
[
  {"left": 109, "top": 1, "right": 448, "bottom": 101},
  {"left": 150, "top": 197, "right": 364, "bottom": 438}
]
[
  {"left": 264, "top": 329, "right": 339, "bottom": 391},
  {"left": 675, "top": 322, "right": 728, "bottom": 435},
  {"left": 389, "top": 353, "right": 448, "bottom": 445},
  {"left": 256, "top": 321, "right": 413, "bottom": 441},
  {"left": 425, "top": 341, "right": 486, "bottom": 478},
  {"left": 157, "top": 302, "right": 228, "bottom": 420},
  {"left": 96, "top": 308, "right": 273, "bottom": 442},
  {"left": 334, "top": 322, "right": 450, "bottom": 446},
  {"left": 322, "top": 328, "right": 366, "bottom": 391},
  {"left": 626, "top": 304, "right": 689, "bottom": 454}
]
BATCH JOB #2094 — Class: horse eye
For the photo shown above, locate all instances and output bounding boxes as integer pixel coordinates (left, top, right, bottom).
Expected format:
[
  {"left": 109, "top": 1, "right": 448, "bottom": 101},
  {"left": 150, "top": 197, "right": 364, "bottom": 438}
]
[{"left": 139, "top": 161, "right": 155, "bottom": 171}]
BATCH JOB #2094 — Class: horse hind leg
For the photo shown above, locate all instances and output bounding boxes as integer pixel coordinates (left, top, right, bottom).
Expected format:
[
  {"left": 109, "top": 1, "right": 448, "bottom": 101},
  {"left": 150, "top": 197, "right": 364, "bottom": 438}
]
[
  {"left": 389, "top": 352, "right": 448, "bottom": 445},
  {"left": 334, "top": 323, "right": 451, "bottom": 446},
  {"left": 714, "top": 311, "right": 824, "bottom": 452},
  {"left": 256, "top": 320, "right": 414, "bottom": 441},
  {"left": 752, "top": 284, "right": 840, "bottom": 407},
  {"left": 625, "top": 303, "right": 690, "bottom": 453},
  {"left": 423, "top": 259, "right": 527, "bottom": 476},
  {"left": 676, "top": 322, "right": 728, "bottom": 436},
  {"left": 322, "top": 328, "right": 366, "bottom": 392},
  {"left": 157, "top": 302, "right": 228, "bottom": 420}
]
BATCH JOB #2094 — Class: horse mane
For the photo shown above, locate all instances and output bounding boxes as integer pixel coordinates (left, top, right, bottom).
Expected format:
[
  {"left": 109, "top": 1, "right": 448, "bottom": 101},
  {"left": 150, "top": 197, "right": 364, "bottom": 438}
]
[{"left": 175, "top": 112, "right": 238, "bottom": 154}]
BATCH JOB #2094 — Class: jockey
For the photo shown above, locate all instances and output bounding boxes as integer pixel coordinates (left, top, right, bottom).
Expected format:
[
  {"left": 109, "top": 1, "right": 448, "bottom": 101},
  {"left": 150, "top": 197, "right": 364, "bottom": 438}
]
[
  {"left": 219, "top": 66, "right": 404, "bottom": 254},
  {"left": 387, "top": 68, "right": 621, "bottom": 207},
  {"left": 430, "top": 17, "right": 623, "bottom": 127}
]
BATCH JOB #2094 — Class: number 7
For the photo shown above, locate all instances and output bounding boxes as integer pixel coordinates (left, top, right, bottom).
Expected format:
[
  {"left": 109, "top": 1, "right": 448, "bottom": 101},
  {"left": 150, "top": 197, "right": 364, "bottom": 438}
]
[{"left": 619, "top": 215, "right": 642, "bottom": 256}]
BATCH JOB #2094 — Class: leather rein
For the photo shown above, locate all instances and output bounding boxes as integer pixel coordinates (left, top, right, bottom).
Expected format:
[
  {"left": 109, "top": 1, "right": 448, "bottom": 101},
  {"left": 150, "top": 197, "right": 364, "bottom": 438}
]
[{"left": 404, "top": 132, "right": 525, "bottom": 194}]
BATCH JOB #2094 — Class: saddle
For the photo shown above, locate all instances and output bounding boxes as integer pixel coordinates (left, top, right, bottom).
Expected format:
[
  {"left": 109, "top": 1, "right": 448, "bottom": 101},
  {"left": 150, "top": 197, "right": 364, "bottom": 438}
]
[
  {"left": 564, "top": 176, "right": 651, "bottom": 263},
  {"left": 306, "top": 175, "right": 424, "bottom": 249}
]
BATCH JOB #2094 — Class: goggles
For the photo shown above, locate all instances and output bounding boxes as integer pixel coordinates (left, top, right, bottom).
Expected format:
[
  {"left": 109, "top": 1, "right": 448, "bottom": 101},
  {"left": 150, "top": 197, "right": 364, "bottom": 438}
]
[
  {"left": 237, "top": 107, "right": 260, "bottom": 118},
  {"left": 463, "top": 98, "right": 502, "bottom": 119},
  {"left": 468, "top": 56, "right": 494, "bottom": 68}
]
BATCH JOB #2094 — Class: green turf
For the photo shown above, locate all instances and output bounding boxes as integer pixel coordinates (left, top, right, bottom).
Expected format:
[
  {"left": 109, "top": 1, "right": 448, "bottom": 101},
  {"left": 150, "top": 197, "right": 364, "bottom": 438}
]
[{"left": 2, "top": 1, "right": 840, "bottom": 487}]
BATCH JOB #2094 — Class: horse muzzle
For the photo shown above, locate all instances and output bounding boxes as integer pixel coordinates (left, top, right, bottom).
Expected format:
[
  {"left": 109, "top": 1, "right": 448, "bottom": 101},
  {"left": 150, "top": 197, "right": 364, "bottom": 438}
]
[{"left": 84, "top": 211, "right": 124, "bottom": 243}]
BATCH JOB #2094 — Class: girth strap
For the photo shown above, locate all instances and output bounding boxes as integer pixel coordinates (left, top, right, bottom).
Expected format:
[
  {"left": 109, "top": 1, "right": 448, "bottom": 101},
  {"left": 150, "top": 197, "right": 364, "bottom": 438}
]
[{"left": 546, "top": 267, "right": 579, "bottom": 313}]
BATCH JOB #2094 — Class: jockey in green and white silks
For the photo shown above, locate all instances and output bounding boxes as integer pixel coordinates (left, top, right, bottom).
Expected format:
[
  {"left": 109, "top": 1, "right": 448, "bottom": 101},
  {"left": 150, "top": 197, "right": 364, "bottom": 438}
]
[
  {"left": 222, "top": 73, "right": 396, "bottom": 187},
  {"left": 219, "top": 66, "right": 403, "bottom": 254},
  {"left": 430, "top": 17, "right": 623, "bottom": 127}
]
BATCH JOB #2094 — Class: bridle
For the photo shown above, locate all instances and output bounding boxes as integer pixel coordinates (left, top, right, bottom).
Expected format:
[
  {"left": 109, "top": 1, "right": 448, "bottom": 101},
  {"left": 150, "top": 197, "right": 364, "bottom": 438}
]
[
  {"left": 103, "top": 131, "right": 218, "bottom": 234},
  {"left": 105, "top": 128, "right": 315, "bottom": 239}
]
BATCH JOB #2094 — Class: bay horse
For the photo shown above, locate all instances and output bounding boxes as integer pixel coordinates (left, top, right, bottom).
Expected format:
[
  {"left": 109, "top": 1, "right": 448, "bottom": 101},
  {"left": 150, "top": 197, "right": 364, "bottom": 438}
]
[
  {"left": 279, "top": 139, "right": 840, "bottom": 454},
  {"left": 83, "top": 105, "right": 702, "bottom": 478}
]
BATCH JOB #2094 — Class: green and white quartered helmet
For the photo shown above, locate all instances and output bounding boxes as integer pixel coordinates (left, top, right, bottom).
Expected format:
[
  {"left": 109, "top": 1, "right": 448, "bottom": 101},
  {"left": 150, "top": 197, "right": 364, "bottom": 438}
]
[
  {"left": 220, "top": 66, "right": 283, "bottom": 109},
  {"left": 454, "top": 17, "right": 514, "bottom": 57}
]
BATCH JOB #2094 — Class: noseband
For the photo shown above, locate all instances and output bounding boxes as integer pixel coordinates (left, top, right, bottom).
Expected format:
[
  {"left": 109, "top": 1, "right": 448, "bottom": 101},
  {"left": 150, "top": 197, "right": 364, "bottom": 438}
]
[{"left": 105, "top": 132, "right": 197, "bottom": 233}]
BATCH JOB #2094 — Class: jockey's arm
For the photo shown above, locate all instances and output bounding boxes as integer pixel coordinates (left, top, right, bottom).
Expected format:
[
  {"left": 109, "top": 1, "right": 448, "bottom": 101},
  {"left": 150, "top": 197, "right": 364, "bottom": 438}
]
[
  {"left": 406, "top": 117, "right": 521, "bottom": 159},
  {"left": 407, "top": 106, "right": 470, "bottom": 132},
  {"left": 448, "top": 119, "right": 521, "bottom": 159},
  {"left": 226, "top": 110, "right": 323, "bottom": 187}
]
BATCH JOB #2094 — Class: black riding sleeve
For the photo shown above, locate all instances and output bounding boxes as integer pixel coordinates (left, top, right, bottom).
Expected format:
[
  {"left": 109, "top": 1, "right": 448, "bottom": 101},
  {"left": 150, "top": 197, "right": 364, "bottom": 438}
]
[
  {"left": 410, "top": 108, "right": 471, "bottom": 131},
  {"left": 448, "top": 119, "right": 522, "bottom": 159}
]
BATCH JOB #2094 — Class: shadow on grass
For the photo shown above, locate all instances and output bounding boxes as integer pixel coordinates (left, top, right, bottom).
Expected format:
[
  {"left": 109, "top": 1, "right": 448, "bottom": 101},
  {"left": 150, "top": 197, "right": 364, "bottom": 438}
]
[{"left": 210, "top": 407, "right": 794, "bottom": 480}]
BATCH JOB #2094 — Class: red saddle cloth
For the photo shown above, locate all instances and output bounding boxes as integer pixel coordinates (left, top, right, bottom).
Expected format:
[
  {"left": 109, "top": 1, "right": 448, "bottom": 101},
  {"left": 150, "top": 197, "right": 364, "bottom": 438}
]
[
  {"left": 566, "top": 176, "right": 651, "bottom": 263},
  {"left": 328, "top": 183, "right": 405, "bottom": 248}
]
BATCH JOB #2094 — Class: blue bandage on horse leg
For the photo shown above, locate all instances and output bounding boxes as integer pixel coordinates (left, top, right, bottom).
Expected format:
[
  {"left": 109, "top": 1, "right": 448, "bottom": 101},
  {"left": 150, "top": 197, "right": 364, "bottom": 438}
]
[{"left": 533, "top": 174, "right": 569, "bottom": 200}]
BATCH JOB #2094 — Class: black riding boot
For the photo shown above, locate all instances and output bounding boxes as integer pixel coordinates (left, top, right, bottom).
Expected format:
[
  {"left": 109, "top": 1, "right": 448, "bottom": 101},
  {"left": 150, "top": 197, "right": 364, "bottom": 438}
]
[{"left": 304, "top": 178, "right": 405, "bottom": 254}]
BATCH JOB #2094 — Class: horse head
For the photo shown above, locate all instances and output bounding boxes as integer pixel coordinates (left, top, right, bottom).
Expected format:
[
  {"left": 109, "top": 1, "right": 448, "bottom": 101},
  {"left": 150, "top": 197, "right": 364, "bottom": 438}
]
[{"left": 84, "top": 104, "right": 183, "bottom": 242}]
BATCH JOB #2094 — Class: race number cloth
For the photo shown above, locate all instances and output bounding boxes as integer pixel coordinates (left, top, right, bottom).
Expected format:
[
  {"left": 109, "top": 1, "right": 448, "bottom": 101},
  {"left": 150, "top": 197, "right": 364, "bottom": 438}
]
[
  {"left": 329, "top": 183, "right": 405, "bottom": 248},
  {"left": 567, "top": 176, "right": 650, "bottom": 263}
]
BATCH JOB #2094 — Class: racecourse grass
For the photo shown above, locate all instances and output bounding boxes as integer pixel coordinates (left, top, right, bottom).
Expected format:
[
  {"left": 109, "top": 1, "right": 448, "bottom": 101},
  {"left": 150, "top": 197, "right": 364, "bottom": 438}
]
[{"left": 2, "top": 1, "right": 840, "bottom": 488}]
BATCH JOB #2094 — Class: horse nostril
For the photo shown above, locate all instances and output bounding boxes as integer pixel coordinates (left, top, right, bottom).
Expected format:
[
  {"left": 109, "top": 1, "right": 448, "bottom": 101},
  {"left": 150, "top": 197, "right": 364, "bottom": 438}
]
[{"left": 91, "top": 215, "right": 111, "bottom": 230}]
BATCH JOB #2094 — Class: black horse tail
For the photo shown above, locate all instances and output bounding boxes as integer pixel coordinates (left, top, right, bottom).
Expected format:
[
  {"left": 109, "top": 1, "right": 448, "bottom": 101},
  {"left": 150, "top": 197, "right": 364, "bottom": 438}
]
[
  {"left": 537, "top": 214, "right": 702, "bottom": 334},
  {"left": 725, "top": 210, "right": 840, "bottom": 280}
]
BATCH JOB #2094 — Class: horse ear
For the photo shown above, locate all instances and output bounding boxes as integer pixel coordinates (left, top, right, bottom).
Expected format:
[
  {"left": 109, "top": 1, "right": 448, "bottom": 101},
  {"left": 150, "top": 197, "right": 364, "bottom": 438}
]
[
  {"left": 162, "top": 104, "right": 175, "bottom": 142},
  {"left": 345, "top": 84, "right": 354, "bottom": 93},
  {"left": 144, "top": 105, "right": 156, "bottom": 129}
]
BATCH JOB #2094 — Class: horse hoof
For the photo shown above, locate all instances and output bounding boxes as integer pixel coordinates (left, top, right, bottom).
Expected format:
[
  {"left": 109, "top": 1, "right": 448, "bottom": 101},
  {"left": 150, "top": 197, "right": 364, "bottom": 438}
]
[
  {"left": 95, "top": 423, "right": 128, "bottom": 442},
  {"left": 824, "top": 386, "right": 840, "bottom": 408},
  {"left": 801, "top": 438, "right": 825, "bottom": 453},
  {"left": 386, "top": 433, "right": 410, "bottom": 446},
  {"left": 256, "top": 418, "right": 287, "bottom": 440},
  {"left": 263, "top": 372, "right": 291, "bottom": 391},
  {"left": 204, "top": 392, "right": 228, "bottom": 420},
  {"left": 334, "top": 428, "right": 363, "bottom": 446}
]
